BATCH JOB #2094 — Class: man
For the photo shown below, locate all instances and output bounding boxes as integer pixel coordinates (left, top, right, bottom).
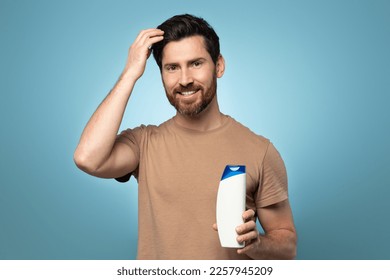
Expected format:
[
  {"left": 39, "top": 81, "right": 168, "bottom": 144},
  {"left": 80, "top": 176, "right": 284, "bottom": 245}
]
[{"left": 74, "top": 14, "right": 297, "bottom": 259}]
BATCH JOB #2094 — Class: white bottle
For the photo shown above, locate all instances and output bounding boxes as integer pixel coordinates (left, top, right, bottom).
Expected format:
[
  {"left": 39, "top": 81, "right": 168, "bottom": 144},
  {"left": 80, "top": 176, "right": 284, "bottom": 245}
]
[{"left": 216, "top": 165, "right": 246, "bottom": 248}]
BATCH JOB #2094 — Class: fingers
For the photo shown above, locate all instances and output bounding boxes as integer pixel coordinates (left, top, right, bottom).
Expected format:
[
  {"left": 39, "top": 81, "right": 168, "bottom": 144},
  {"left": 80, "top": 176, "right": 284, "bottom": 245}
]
[
  {"left": 124, "top": 28, "right": 164, "bottom": 80},
  {"left": 129, "top": 29, "right": 164, "bottom": 59},
  {"left": 214, "top": 209, "right": 258, "bottom": 253},
  {"left": 236, "top": 220, "right": 256, "bottom": 236},
  {"left": 236, "top": 220, "right": 260, "bottom": 255},
  {"left": 235, "top": 209, "right": 259, "bottom": 254},
  {"left": 235, "top": 209, "right": 256, "bottom": 237},
  {"left": 236, "top": 222, "right": 258, "bottom": 243},
  {"left": 135, "top": 29, "right": 164, "bottom": 48},
  {"left": 242, "top": 208, "right": 256, "bottom": 221}
]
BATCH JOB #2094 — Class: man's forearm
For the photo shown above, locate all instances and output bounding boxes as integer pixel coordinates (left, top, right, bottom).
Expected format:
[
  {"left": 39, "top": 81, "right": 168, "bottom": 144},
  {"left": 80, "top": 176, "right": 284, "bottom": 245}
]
[
  {"left": 74, "top": 71, "right": 136, "bottom": 173},
  {"left": 240, "top": 229, "right": 297, "bottom": 260}
]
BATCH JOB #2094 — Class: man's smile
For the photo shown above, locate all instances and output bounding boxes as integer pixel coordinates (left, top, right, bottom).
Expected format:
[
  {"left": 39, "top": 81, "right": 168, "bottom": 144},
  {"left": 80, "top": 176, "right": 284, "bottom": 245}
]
[{"left": 177, "top": 90, "right": 198, "bottom": 96}]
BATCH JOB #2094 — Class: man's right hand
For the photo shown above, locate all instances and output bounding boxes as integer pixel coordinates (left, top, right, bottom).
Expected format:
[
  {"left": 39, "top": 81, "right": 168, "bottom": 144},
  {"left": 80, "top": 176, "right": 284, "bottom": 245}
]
[{"left": 124, "top": 29, "right": 164, "bottom": 81}]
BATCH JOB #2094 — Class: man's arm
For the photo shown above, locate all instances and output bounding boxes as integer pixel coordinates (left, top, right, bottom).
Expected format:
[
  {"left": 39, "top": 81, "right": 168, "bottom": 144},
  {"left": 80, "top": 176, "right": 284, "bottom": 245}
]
[
  {"left": 73, "top": 29, "right": 164, "bottom": 178},
  {"left": 236, "top": 199, "right": 297, "bottom": 259}
]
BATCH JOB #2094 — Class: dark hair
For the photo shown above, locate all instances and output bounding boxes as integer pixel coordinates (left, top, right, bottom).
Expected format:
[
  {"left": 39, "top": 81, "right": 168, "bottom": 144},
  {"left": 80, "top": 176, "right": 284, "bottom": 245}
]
[{"left": 152, "top": 14, "right": 220, "bottom": 70}]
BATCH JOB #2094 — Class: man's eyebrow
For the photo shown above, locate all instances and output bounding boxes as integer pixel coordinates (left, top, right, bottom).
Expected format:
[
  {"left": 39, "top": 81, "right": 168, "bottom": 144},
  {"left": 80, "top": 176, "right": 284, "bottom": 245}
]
[
  {"left": 189, "top": 57, "right": 206, "bottom": 63},
  {"left": 163, "top": 57, "right": 207, "bottom": 67},
  {"left": 163, "top": 62, "right": 178, "bottom": 67}
]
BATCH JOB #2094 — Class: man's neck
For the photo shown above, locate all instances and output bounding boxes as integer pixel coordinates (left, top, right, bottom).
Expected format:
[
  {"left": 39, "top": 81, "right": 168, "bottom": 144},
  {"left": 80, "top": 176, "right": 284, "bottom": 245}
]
[{"left": 173, "top": 97, "right": 224, "bottom": 131}]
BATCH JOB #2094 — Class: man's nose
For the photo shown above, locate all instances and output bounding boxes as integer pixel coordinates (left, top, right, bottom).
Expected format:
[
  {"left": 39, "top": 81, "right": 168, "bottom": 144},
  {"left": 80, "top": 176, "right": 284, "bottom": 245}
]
[{"left": 179, "top": 69, "right": 194, "bottom": 87}]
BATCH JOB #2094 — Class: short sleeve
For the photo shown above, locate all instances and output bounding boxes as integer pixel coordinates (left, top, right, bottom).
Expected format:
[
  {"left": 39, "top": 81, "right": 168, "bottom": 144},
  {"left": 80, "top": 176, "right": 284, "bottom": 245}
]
[
  {"left": 256, "top": 142, "right": 288, "bottom": 208},
  {"left": 114, "top": 125, "right": 145, "bottom": 182}
]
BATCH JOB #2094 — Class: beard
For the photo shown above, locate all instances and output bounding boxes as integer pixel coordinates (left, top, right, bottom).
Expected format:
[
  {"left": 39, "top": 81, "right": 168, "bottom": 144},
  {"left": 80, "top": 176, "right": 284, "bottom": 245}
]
[{"left": 164, "top": 74, "right": 217, "bottom": 116}]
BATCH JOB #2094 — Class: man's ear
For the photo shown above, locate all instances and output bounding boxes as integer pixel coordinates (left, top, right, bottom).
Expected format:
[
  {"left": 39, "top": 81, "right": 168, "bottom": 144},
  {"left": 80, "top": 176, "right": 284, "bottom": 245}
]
[{"left": 216, "top": 54, "right": 225, "bottom": 78}]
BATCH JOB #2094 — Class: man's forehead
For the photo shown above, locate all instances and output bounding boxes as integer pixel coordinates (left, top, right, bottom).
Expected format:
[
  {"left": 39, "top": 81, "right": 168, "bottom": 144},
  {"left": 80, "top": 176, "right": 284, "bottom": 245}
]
[{"left": 161, "top": 35, "right": 210, "bottom": 64}]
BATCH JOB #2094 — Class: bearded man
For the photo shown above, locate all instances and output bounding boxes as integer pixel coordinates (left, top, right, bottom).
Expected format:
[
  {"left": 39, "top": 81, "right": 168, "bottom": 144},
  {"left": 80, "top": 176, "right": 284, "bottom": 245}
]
[{"left": 74, "top": 14, "right": 297, "bottom": 260}]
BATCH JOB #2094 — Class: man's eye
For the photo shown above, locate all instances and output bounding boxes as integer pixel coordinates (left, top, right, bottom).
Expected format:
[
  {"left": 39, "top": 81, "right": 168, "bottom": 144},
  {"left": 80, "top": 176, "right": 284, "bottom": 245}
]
[
  {"left": 166, "top": 65, "right": 177, "bottom": 72},
  {"left": 192, "top": 61, "right": 202, "bottom": 68}
]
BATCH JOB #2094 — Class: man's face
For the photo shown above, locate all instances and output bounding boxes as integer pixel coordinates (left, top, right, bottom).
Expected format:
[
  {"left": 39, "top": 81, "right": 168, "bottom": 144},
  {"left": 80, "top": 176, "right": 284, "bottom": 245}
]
[{"left": 161, "top": 35, "right": 222, "bottom": 116}]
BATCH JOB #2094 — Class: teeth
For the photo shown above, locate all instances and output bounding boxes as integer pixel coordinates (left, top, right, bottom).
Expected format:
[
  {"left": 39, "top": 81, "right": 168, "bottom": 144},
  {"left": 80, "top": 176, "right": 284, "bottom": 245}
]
[{"left": 181, "top": 91, "right": 196, "bottom": 96}]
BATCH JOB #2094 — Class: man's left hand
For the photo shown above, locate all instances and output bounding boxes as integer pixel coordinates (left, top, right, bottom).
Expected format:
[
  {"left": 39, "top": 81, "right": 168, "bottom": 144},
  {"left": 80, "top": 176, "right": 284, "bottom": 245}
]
[{"left": 235, "top": 209, "right": 261, "bottom": 255}]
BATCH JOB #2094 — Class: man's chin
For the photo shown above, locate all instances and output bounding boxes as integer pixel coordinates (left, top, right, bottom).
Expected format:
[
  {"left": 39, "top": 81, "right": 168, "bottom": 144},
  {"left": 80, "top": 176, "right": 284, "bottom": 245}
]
[
  {"left": 176, "top": 106, "right": 203, "bottom": 116},
  {"left": 176, "top": 100, "right": 212, "bottom": 116}
]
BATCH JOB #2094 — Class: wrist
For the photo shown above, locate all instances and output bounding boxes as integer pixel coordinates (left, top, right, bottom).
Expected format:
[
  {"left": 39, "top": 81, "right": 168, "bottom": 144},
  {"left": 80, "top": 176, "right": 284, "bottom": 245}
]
[{"left": 120, "top": 67, "right": 141, "bottom": 84}]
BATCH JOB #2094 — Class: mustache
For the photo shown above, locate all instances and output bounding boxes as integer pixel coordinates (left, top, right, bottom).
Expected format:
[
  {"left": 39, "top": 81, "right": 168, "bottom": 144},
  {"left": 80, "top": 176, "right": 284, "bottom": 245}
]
[{"left": 174, "top": 84, "right": 202, "bottom": 93}]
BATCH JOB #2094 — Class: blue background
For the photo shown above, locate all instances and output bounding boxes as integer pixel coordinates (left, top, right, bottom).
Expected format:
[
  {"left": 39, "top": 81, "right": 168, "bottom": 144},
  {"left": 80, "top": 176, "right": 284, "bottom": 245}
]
[{"left": 1, "top": 0, "right": 389, "bottom": 259}]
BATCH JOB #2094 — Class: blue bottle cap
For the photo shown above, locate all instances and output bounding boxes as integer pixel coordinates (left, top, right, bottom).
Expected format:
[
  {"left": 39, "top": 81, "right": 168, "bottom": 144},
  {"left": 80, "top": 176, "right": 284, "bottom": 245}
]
[{"left": 221, "top": 165, "right": 246, "bottom": 181}]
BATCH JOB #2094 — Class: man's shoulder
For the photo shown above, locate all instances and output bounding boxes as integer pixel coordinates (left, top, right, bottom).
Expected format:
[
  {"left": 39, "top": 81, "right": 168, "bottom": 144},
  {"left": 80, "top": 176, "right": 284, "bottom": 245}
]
[{"left": 227, "top": 116, "right": 269, "bottom": 145}]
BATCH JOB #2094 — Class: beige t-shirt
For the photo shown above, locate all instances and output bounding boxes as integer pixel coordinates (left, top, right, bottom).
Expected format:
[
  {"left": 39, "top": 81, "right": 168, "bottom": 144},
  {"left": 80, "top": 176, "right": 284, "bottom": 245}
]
[{"left": 116, "top": 115, "right": 288, "bottom": 259}]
